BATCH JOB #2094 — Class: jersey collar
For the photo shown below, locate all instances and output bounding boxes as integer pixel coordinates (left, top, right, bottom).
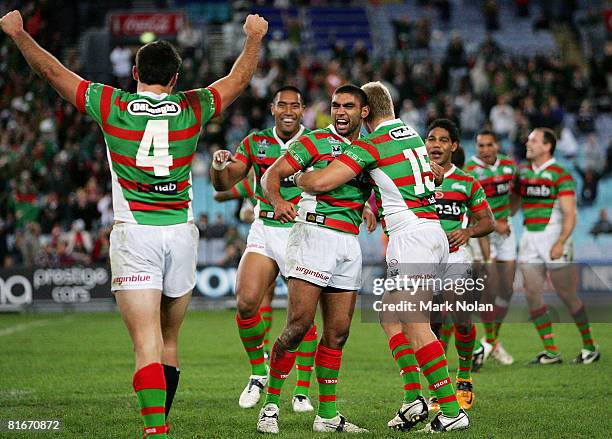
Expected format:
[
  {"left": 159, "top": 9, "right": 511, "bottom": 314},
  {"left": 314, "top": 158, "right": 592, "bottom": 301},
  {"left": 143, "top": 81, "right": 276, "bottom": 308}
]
[
  {"left": 326, "top": 124, "right": 351, "bottom": 144},
  {"left": 471, "top": 155, "right": 500, "bottom": 171},
  {"left": 531, "top": 157, "right": 556, "bottom": 173},
  {"left": 274, "top": 125, "right": 305, "bottom": 150},
  {"left": 137, "top": 91, "right": 168, "bottom": 100},
  {"left": 444, "top": 164, "right": 457, "bottom": 178},
  {"left": 373, "top": 118, "right": 403, "bottom": 132}
]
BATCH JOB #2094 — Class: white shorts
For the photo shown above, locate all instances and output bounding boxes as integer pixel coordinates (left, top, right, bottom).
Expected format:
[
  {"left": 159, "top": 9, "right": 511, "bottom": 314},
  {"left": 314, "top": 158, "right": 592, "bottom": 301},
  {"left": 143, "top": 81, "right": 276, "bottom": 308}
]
[
  {"left": 466, "top": 238, "right": 484, "bottom": 262},
  {"left": 445, "top": 247, "right": 473, "bottom": 281},
  {"left": 286, "top": 222, "right": 362, "bottom": 290},
  {"left": 244, "top": 220, "right": 292, "bottom": 277},
  {"left": 518, "top": 226, "right": 573, "bottom": 269},
  {"left": 109, "top": 222, "right": 199, "bottom": 297},
  {"left": 386, "top": 222, "right": 449, "bottom": 280},
  {"left": 490, "top": 223, "right": 517, "bottom": 261}
]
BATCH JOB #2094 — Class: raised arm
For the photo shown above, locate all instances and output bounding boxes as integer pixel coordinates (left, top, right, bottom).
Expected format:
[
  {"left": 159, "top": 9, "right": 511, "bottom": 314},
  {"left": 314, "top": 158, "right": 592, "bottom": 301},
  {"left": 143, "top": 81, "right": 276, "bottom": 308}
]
[
  {"left": 1, "top": 10, "right": 83, "bottom": 107},
  {"left": 295, "top": 160, "right": 358, "bottom": 194},
  {"left": 208, "top": 14, "right": 268, "bottom": 114},
  {"left": 261, "top": 156, "right": 298, "bottom": 224}
]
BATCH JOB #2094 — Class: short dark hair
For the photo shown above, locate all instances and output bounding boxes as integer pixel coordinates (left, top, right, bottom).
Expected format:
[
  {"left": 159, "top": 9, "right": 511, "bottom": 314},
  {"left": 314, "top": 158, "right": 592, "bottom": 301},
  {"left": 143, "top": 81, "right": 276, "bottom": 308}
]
[
  {"left": 333, "top": 84, "right": 368, "bottom": 107},
  {"left": 451, "top": 145, "right": 465, "bottom": 168},
  {"left": 537, "top": 127, "right": 557, "bottom": 155},
  {"left": 427, "top": 118, "right": 460, "bottom": 144},
  {"left": 135, "top": 40, "right": 182, "bottom": 86},
  {"left": 476, "top": 129, "right": 497, "bottom": 142},
  {"left": 272, "top": 86, "right": 304, "bottom": 105}
]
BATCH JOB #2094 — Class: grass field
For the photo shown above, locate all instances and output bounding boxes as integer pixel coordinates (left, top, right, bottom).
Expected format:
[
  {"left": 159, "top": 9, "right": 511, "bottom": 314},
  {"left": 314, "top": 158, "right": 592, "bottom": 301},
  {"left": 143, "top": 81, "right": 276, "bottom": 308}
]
[{"left": 0, "top": 310, "right": 609, "bottom": 438}]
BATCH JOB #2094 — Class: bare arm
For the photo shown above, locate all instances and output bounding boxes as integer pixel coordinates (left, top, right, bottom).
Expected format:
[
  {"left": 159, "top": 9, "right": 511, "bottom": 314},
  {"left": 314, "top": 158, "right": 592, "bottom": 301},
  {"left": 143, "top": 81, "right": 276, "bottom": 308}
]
[
  {"left": 550, "top": 195, "right": 576, "bottom": 260},
  {"left": 208, "top": 14, "right": 268, "bottom": 114},
  {"left": 1, "top": 11, "right": 83, "bottom": 106},
  {"left": 261, "top": 156, "right": 298, "bottom": 223},
  {"left": 295, "top": 160, "right": 358, "bottom": 194},
  {"left": 210, "top": 150, "right": 249, "bottom": 191},
  {"left": 447, "top": 206, "right": 495, "bottom": 248}
]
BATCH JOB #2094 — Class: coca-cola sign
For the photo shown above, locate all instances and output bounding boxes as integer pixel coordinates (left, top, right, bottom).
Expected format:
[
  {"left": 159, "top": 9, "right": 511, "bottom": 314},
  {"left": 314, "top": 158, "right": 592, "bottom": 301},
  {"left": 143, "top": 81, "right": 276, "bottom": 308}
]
[{"left": 109, "top": 12, "right": 186, "bottom": 36}]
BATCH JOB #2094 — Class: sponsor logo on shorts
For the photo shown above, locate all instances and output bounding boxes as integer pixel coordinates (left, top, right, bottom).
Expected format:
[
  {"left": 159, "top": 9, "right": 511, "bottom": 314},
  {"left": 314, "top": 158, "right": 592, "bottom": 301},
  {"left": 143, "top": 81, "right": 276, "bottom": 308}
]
[
  {"left": 127, "top": 99, "right": 181, "bottom": 117},
  {"left": 294, "top": 266, "right": 330, "bottom": 281},
  {"left": 247, "top": 243, "right": 265, "bottom": 249},
  {"left": 112, "top": 274, "right": 152, "bottom": 285}
]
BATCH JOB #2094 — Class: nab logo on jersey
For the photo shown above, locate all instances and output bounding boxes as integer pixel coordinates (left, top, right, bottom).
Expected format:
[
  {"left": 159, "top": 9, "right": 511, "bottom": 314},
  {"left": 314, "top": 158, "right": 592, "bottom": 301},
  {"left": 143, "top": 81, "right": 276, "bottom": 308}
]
[
  {"left": 127, "top": 99, "right": 181, "bottom": 117},
  {"left": 389, "top": 125, "right": 418, "bottom": 140},
  {"left": 525, "top": 185, "right": 551, "bottom": 197}
]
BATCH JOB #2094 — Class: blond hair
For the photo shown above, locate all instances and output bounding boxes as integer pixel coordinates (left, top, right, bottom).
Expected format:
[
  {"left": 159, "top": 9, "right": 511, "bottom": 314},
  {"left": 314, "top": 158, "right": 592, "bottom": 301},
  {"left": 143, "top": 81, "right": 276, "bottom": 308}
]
[{"left": 361, "top": 81, "right": 395, "bottom": 122}]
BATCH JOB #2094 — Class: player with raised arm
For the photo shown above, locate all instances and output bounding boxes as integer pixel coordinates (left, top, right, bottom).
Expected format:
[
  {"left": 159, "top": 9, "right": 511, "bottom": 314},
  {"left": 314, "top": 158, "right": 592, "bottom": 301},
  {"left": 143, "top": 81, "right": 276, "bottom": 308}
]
[
  {"left": 210, "top": 86, "right": 319, "bottom": 412},
  {"left": 257, "top": 84, "right": 376, "bottom": 434},
  {"left": 516, "top": 128, "right": 600, "bottom": 365},
  {"left": 296, "top": 82, "right": 469, "bottom": 432},
  {"left": 465, "top": 130, "right": 518, "bottom": 368},
  {"left": 0, "top": 9, "right": 268, "bottom": 438},
  {"left": 425, "top": 119, "right": 494, "bottom": 411}
]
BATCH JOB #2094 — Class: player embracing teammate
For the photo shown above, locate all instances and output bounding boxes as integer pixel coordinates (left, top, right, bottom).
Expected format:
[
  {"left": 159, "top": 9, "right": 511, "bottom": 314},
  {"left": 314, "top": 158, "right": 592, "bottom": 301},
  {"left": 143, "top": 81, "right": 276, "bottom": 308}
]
[
  {"left": 211, "top": 86, "right": 320, "bottom": 412},
  {"left": 297, "top": 83, "right": 470, "bottom": 432}
]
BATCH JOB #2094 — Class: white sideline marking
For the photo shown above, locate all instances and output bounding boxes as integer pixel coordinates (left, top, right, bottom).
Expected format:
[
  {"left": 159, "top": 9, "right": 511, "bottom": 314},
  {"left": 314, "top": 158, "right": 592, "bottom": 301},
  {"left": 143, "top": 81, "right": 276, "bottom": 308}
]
[{"left": 0, "top": 318, "right": 72, "bottom": 337}]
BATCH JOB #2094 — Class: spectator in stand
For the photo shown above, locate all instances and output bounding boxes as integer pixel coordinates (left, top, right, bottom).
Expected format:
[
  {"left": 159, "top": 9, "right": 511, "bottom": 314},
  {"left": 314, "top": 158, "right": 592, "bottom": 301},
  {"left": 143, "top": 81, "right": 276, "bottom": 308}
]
[
  {"left": 109, "top": 44, "right": 133, "bottom": 89},
  {"left": 489, "top": 94, "right": 516, "bottom": 144},
  {"left": 197, "top": 213, "right": 210, "bottom": 239},
  {"left": 574, "top": 161, "right": 603, "bottom": 206},
  {"left": 483, "top": 0, "right": 500, "bottom": 31},
  {"left": 590, "top": 209, "right": 612, "bottom": 238},
  {"left": 208, "top": 213, "right": 229, "bottom": 239}
]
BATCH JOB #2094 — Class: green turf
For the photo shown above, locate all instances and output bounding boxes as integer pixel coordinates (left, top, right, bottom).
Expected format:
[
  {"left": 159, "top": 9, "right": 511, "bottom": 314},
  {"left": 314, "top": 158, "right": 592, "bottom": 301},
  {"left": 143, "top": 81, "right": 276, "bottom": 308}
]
[{"left": 0, "top": 310, "right": 609, "bottom": 438}]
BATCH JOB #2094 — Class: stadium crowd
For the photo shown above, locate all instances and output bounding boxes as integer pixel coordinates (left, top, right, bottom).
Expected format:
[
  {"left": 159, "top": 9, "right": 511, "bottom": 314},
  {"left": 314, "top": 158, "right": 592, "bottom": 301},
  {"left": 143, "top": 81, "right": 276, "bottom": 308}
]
[{"left": 1, "top": 1, "right": 610, "bottom": 268}]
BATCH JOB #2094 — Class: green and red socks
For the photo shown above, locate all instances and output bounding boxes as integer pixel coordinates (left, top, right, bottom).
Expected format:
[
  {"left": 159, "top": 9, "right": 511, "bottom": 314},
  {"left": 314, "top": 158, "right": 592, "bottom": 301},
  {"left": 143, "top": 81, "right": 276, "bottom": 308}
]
[
  {"left": 260, "top": 306, "right": 273, "bottom": 357},
  {"left": 293, "top": 325, "right": 318, "bottom": 398},
  {"left": 264, "top": 341, "right": 297, "bottom": 406},
  {"left": 571, "top": 304, "right": 596, "bottom": 352},
  {"left": 315, "top": 344, "right": 342, "bottom": 419},
  {"left": 415, "top": 340, "right": 460, "bottom": 418},
  {"left": 455, "top": 325, "right": 476, "bottom": 380},
  {"left": 133, "top": 363, "right": 167, "bottom": 438},
  {"left": 438, "top": 314, "right": 454, "bottom": 353},
  {"left": 388, "top": 332, "right": 421, "bottom": 403},
  {"left": 481, "top": 309, "right": 497, "bottom": 346},
  {"left": 530, "top": 305, "right": 558, "bottom": 354},
  {"left": 494, "top": 297, "right": 510, "bottom": 340},
  {"left": 236, "top": 312, "right": 267, "bottom": 376}
]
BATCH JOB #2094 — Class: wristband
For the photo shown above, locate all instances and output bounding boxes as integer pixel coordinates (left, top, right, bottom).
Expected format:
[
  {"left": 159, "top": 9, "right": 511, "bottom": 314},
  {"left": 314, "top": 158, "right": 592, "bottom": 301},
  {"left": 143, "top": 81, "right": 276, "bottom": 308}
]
[{"left": 212, "top": 160, "right": 229, "bottom": 171}]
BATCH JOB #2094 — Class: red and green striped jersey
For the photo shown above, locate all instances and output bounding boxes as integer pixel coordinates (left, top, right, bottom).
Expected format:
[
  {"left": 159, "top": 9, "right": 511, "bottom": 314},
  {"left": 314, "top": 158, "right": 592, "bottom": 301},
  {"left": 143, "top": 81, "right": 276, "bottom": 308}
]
[
  {"left": 337, "top": 119, "right": 438, "bottom": 235},
  {"left": 435, "top": 165, "right": 489, "bottom": 250},
  {"left": 76, "top": 80, "right": 220, "bottom": 226},
  {"left": 234, "top": 126, "right": 308, "bottom": 227},
  {"left": 515, "top": 158, "right": 576, "bottom": 232},
  {"left": 464, "top": 154, "right": 517, "bottom": 220},
  {"left": 228, "top": 175, "right": 257, "bottom": 205},
  {"left": 285, "top": 125, "right": 371, "bottom": 235}
]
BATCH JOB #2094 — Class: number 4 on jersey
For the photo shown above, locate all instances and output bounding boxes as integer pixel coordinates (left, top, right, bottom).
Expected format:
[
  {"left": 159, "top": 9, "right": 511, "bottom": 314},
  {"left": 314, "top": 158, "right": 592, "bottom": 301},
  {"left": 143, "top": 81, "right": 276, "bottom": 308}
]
[
  {"left": 136, "top": 120, "right": 173, "bottom": 176},
  {"left": 403, "top": 146, "right": 435, "bottom": 195}
]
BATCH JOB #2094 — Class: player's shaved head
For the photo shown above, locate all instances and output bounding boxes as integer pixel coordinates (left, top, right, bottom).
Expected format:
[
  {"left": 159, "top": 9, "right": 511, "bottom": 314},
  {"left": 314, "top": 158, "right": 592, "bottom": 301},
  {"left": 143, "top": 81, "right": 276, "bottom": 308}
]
[
  {"left": 361, "top": 81, "right": 394, "bottom": 122},
  {"left": 135, "top": 40, "right": 182, "bottom": 86}
]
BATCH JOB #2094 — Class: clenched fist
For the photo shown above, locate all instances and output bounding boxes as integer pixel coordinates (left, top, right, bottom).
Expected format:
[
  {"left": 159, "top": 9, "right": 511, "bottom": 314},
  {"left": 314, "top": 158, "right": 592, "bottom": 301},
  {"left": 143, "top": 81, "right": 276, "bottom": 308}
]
[
  {"left": 0, "top": 10, "right": 24, "bottom": 38},
  {"left": 243, "top": 14, "right": 268, "bottom": 40}
]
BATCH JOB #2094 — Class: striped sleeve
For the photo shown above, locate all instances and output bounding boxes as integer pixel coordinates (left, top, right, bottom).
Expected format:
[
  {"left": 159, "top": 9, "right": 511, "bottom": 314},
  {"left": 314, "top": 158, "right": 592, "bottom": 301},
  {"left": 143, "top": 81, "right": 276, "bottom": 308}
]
[
  {"left": 77, "top": 81, "right": 111, "bottom": 124},
  {"left": 285, "top": 138, "right": 314, "bottom": 171},
  {"left": 338, "top": 140, "right": 377, "bottom": 173},
  {"left": 468, "top": 180, "right": 489, "bottom": 212},
  {"left": 556, "top": 171, "right": 576, "bottom": 197},
  {"left": 234, "top": 135, "right": 252, "bottom": 166},
  {"left": 184, "top": 87, "right": 220, "bottom": 124}
]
